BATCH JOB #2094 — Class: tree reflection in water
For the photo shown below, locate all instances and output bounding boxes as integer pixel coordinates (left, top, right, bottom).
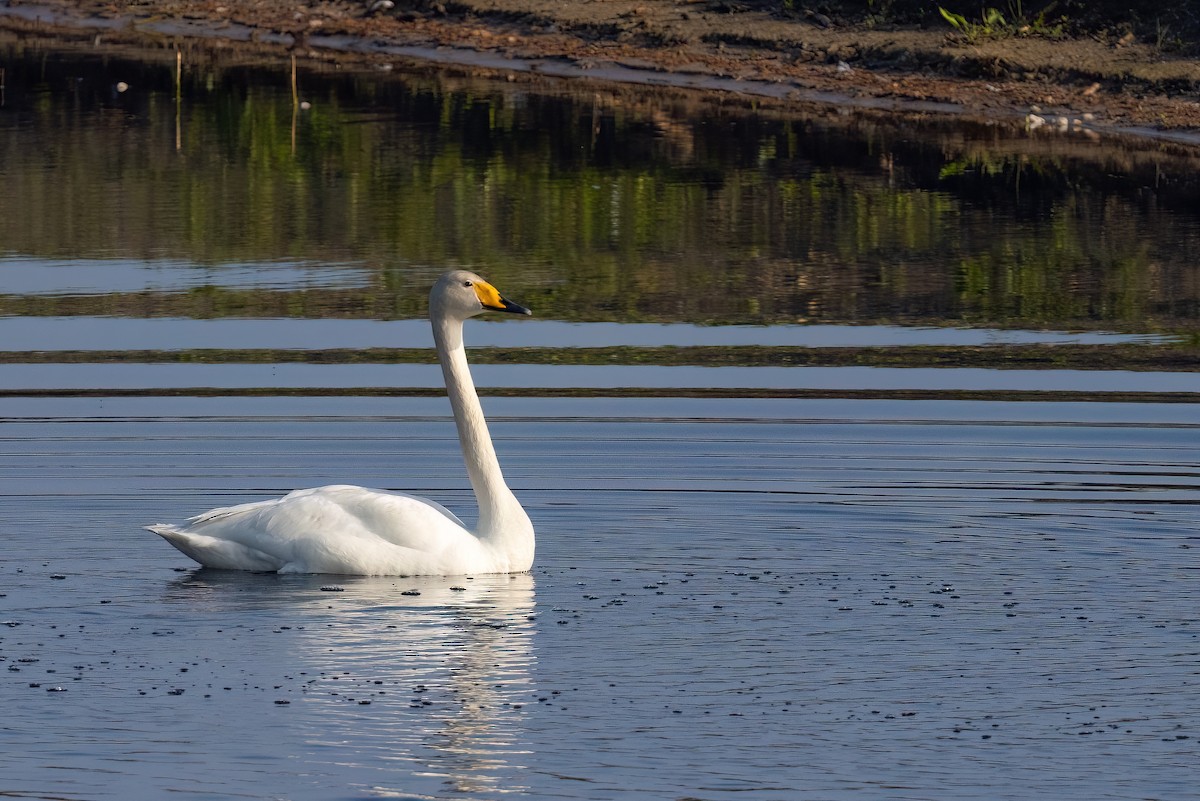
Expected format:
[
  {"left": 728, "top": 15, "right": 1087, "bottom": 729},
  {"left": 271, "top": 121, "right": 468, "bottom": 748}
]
[{"left": 1, "top": 40, "right": 1199, "bottom": 332}]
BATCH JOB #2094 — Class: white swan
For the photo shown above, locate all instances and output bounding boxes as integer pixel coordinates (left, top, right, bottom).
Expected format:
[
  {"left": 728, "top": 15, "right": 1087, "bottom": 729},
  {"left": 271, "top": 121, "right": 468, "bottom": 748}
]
[{"left": 147, "top": 270, "right": 535, "bottom": 576}]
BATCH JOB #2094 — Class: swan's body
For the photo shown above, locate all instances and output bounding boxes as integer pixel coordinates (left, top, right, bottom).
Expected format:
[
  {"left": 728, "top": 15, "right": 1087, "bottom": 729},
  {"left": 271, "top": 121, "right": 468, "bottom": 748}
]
[{"left": 147, "top": 271, "right": 535, "bottom": 576}]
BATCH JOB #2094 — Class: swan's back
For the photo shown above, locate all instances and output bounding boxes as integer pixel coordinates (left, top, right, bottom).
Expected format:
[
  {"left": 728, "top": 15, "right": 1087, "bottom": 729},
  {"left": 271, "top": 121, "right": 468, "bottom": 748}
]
[{"left": 148, "top": 485, "right": 497, "bottom": 575}]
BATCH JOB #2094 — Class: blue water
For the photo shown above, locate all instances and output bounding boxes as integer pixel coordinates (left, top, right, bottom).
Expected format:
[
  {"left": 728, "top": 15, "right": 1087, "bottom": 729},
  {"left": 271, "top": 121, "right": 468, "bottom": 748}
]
[
  {"left": 6, "top": 362, "right": 1200, "bottom": 393},
  {"left": 0, "top": 315, "right": 1163, "bottom": 352},
  {"left": 1, "top": 396, "right": 1197, "bottom": 800}
]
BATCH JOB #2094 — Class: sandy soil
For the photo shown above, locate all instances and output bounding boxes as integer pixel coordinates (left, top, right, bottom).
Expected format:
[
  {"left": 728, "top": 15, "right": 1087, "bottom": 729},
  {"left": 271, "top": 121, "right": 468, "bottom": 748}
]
[{"left": 3, "top": 0, "right": 1200, "bottom": 142}]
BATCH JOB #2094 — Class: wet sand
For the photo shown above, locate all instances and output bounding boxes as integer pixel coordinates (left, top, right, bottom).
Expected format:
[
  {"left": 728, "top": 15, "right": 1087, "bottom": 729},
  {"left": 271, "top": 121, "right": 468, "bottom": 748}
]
[{"left": 2, "top": 0, "right": 1200, "bottom": 143}]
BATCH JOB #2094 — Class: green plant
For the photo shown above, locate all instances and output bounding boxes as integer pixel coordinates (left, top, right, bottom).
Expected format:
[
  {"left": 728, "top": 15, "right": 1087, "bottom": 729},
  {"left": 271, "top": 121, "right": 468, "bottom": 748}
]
[
  {"left": 1023, "top": 1, "right": 1066, "bottom": 38},
  {"left": 938, "top": 6, "right": 1008, "bottom": 42},
  {"left": 938, "top": 6, "right": 970, "bottom": 34},
  {"left": 940, "top": 2, "right": 1070, "bottom": 42}
]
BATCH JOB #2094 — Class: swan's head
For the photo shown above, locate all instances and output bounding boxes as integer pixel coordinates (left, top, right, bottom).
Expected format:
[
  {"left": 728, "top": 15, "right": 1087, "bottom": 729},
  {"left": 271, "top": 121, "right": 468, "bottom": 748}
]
[{"left": 431, "top": 270, "right": 532, "bottom": 321}]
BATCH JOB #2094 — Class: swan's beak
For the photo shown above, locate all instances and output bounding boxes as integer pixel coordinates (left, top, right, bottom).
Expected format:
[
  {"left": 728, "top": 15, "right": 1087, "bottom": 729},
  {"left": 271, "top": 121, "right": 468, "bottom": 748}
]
[
  {"left": 495, "top": 296, "right": 532, "bottom": 316},
  {"left": 476, "top": 281, "right": 533, "bottom": 316}
]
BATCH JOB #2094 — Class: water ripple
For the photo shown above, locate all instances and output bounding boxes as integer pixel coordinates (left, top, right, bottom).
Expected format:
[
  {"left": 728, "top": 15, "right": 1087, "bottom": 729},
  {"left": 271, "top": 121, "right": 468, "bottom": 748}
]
[{"left": 1, "top": 397, "right": 1197, "bottom": 800}]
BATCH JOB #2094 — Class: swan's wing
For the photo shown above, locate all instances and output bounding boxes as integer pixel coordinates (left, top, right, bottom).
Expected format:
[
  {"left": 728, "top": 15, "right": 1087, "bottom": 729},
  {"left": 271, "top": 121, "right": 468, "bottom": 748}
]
[
  {"left": 185, "top": 485, "right": 467, "bottom": 533},
  {"left": 150, "top": 485, "right": 482, "bottom": 574},
  {"left": 147, "top": 524, "right": 285, "bottom": 572},
  {"left": 308, "top": 485, "right": 469, "bottom": 533},
  {"left": 269, "top": 485, "right": 473, "bottom": 551}
]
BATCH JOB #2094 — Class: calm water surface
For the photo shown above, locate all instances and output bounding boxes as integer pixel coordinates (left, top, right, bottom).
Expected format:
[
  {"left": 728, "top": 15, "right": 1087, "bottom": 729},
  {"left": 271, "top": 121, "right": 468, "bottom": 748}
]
[
  {"left": 2, "top": 397, "right": 1198, "bottom": 800},
  {"left": 1, "top": 37, "right": 1199, "bottom": 801}
]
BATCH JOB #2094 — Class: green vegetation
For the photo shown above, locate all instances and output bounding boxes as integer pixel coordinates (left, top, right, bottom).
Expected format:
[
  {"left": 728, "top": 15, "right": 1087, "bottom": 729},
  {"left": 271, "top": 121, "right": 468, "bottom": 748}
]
[
  {"left": 936, "top": 2, "right": 1069, "bottom": 41},
  {"left": 2, "top": 40, "right": 1200, "bottom": 334},
  {"left": 787, "top": 1, "right": 1197, "bottom": 48},
  {"left": 938, "top": 6, "right": 1006, "bottom": 42},
  {"left": 935, "top": 4, "right": 1065, "bottom": 42}
]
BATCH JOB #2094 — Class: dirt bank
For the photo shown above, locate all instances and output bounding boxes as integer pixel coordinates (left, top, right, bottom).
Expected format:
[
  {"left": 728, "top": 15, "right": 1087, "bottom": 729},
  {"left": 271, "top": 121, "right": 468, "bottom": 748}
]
[{"left": 3, "top": 0, "right": 1200, "bottom": 141}]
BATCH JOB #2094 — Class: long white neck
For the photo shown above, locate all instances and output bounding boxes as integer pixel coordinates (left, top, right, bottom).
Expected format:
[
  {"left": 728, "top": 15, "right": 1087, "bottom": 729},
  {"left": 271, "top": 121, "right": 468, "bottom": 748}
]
[{"left": 432, "top": 311, "right": 533, "bottom": 565}]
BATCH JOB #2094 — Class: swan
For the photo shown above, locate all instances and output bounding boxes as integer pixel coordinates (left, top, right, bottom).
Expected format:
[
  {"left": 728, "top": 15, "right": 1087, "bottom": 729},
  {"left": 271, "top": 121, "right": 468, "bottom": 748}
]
[{"left": 146, "top": 270, "right": 535, "bottom": 576}]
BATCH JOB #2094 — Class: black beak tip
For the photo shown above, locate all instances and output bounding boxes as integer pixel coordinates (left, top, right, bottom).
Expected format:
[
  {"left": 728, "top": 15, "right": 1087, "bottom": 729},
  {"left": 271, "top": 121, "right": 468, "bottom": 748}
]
[{"left": 501, "top": 298, "right": 532, "bottom": 316}]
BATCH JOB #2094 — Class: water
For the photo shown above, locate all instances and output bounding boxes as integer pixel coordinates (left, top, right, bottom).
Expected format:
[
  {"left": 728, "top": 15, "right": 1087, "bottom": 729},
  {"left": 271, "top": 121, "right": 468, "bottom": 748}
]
[
  {"left": 9, "top": 362, "right": 1200, "bottom": 393},
  {"left": 2, "top": 39, "right": 1200, "bottom": 331},
  {"left": 2, "top": 36, "right": 1200, "bottom": 801},
  {"left": 0, "top": 314, "right": 1165, "bottom": 352},
  {"left": 2, "top": 397, "right": 1198, "bottom": 800}
]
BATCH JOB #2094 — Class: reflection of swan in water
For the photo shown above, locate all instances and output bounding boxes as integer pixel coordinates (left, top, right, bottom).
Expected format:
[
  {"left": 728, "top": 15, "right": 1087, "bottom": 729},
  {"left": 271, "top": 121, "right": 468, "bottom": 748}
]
[
  {"left": 148, "top": 270, "right": 535, "bottom": 576},
  {"left": 163, "top": 571, "right": 537, "bottom": 796}
]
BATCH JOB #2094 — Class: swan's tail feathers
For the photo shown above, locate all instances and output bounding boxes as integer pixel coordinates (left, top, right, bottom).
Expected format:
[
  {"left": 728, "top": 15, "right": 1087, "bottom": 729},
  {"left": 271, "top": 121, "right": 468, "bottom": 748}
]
[{"left": 146, "top": 524, "right": 284, "bottom": 572}]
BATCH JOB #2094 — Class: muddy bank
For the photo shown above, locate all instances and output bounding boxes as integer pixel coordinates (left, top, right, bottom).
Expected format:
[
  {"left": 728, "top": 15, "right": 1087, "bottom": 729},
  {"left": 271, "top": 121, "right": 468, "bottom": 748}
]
[{"left": 2, "top": 0, "right": 1200, "bottom": 143}]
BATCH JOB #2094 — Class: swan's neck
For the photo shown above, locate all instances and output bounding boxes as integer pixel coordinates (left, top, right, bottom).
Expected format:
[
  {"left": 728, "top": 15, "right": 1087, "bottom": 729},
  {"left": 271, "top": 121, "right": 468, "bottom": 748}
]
[{"left": 433, "top": 313, "right": 533, "bottom": 564}]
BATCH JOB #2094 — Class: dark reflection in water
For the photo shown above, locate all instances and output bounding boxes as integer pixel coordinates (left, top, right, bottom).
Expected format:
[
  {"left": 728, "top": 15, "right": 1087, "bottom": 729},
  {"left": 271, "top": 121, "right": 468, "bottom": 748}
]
[{"left": 1, "top": 39, "right": 1200, "bottom": 329}]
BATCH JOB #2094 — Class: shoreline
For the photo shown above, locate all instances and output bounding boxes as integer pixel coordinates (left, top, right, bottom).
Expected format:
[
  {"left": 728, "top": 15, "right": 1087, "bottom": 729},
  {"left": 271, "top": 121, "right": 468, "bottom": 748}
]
[{"left": 2, "top": 0, "right": 1199, "bottom": 147}]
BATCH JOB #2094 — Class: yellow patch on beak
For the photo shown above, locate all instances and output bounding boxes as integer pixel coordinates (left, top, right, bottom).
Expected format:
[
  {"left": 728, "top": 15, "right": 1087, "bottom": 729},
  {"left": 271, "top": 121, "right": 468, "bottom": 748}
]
[{"left": 473, "top": 280, "right": 505, "bottom": 311}]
